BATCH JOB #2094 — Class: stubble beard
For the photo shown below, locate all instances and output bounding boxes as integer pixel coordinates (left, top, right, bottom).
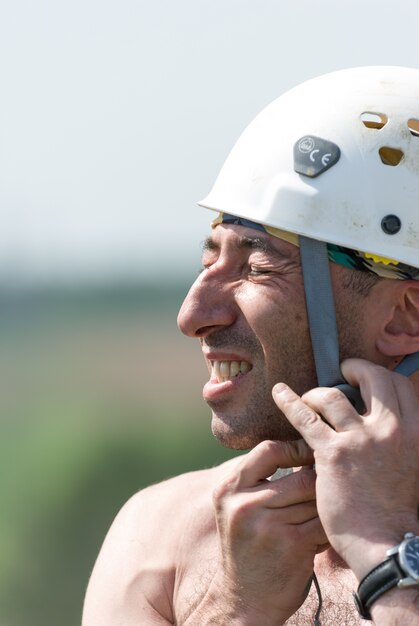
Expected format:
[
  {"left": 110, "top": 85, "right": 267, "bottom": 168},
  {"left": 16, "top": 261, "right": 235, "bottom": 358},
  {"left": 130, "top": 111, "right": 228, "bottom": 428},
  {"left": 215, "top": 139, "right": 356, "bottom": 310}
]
[
  {"left": 205, "top": 327, "right": 317, "bottom": 450},
  {"left": 210, "top": 401, "right": 302, "bottom": 450}
]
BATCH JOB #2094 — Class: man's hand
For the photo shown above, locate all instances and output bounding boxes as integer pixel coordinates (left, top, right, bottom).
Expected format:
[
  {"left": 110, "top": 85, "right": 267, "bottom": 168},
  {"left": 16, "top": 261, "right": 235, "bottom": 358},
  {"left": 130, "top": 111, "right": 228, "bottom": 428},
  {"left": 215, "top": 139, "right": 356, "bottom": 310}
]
[
  {"left": 272, "top": 358, "right": 419, "bottom": 581},
  {"left": 199, "top": 439, "right": 328, "bottom": 626}
]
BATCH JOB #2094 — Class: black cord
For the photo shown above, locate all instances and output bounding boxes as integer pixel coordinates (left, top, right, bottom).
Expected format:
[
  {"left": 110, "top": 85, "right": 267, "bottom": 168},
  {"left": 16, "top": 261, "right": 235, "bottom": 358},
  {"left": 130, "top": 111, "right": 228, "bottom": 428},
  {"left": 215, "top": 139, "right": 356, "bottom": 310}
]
[{"left": 312, "top": 571, "right": 323, "bottom": 626}]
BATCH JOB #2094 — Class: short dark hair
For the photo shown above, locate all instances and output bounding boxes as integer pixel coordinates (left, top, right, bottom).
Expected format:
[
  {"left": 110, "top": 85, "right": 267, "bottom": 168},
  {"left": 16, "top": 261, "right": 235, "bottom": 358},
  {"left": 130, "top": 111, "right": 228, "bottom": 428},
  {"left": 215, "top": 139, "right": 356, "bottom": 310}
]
[{"left": 341, "top": 268, "right": 381, "bottom": 297}]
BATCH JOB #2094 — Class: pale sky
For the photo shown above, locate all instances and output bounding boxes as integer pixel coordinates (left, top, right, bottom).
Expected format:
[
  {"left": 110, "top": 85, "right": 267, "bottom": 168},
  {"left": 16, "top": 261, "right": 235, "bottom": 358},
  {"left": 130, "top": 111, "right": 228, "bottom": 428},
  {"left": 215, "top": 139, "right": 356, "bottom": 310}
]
[{"left": 1, "top": 0, "right": 418, "bottom": 283}]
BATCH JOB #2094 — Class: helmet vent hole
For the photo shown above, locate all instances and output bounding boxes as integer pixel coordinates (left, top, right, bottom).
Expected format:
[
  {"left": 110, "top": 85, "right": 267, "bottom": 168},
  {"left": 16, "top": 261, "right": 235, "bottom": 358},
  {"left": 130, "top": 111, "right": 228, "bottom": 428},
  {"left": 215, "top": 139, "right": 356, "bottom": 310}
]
[
  {"left": 360, "top": 112, "right": 388, "bottom": 130},
  {"left": 408, "top": 118, "right": 419, "bottom": 137},
  {"left": 378, "top": 146, "right": 404, "bottom": 166}
]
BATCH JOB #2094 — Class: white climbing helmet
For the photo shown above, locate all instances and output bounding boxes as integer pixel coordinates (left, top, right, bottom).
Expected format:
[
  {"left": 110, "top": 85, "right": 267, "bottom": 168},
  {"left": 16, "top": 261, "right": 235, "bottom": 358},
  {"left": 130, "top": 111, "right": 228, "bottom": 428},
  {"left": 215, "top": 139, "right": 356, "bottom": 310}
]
[{"left": 199, "top": 66, "right": 419, "bottom": 269}]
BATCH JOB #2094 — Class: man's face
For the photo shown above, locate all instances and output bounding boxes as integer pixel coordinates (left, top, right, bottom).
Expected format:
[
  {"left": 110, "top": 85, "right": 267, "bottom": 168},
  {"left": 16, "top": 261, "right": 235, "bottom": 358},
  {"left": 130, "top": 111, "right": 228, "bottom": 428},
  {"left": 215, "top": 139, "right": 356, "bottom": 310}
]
[{"left": 177, "top": 223, "right": 317, "bottom": 449}]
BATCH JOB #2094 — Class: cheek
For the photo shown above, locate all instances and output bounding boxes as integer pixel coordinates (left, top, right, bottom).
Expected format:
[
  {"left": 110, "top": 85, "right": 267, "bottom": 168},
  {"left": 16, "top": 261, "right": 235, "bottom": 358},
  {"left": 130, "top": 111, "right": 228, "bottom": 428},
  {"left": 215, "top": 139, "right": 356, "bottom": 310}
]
[
  {"left": 241, "top": 290, "right": 317, "bottom": 394},
  {"left": 254, "top": 304, "right": 309, "bottom": 357},
  {"left": 236, "top": 280, "right": 310, "bottom": 350}
]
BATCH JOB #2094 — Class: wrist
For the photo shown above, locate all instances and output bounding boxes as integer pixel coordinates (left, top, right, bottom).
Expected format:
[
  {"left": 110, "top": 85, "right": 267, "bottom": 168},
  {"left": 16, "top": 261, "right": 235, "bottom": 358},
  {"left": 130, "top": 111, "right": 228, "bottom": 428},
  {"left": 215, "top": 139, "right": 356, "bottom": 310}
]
[
  {"left": 353, "top": 531, "right": 419, "bottom": 621},
  {"left": 345, "top": 521, "right": 419, "bottom": 581},
  {"left": 350, "top": 540, "right": 401, "bottom": 582},
  {"left": 370, "top": 585, "right": 419, "bottom": 621}
]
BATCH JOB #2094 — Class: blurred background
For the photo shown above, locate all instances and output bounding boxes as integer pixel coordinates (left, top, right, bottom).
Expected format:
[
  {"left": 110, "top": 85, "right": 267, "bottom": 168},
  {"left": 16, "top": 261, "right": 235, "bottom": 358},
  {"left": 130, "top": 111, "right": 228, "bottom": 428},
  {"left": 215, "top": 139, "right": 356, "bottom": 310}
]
[{"left": 0, "top": 1, "right": 418, "bottom": 624}]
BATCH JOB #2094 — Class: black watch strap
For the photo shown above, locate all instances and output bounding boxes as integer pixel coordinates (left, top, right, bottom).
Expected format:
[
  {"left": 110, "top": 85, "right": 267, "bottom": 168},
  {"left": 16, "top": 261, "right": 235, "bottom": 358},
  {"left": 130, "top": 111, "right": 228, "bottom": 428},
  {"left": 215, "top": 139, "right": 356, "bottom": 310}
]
[{"left": 353, "top": 556, "right": 404, "bottom": 620}]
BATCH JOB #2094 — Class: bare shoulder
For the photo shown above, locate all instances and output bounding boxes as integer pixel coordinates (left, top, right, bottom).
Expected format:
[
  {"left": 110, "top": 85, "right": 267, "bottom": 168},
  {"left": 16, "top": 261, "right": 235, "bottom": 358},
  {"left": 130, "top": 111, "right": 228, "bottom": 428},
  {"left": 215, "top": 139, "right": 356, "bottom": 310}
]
[
  {"left": 114, "top": 454, "right": 243, "bottom": 537},
  {"left": 82, "top": 455, "right": 242, "bottom": 625}
]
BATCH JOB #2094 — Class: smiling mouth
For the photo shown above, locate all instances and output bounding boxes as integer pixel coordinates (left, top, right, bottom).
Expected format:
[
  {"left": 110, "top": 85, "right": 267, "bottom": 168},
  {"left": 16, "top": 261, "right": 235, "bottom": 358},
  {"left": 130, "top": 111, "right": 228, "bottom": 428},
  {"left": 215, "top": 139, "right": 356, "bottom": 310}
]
[{"left": 210, "top": 360, "right": 252, "bottom": 383}]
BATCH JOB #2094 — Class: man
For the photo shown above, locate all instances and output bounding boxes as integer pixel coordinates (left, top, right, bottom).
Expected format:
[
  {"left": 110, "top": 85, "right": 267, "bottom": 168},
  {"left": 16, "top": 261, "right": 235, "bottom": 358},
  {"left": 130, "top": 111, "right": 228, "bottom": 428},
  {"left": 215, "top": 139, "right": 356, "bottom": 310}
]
[{"left": 82, "top": 66, "right": 419, "bottom": 624}]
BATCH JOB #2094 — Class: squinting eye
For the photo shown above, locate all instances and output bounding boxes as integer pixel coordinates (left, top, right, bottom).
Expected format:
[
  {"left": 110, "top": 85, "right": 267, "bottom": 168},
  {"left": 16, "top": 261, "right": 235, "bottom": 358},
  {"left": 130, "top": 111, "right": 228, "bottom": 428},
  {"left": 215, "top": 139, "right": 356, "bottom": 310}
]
[{"left": 249, "top": 268, "right": 271, "bottom": 276}]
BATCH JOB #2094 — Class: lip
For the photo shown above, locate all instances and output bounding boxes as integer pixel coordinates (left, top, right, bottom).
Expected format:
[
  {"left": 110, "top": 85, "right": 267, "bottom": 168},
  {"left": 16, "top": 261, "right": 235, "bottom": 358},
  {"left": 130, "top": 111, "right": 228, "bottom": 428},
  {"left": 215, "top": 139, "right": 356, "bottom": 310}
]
[
  {"left": 202, "top": 350, "right": 251, "bottom": 363},
  {"left": 203, "top": 374, "right": 248, "bottom": 401},
  {"left": 201, "top": 351, "right": 253, "bottom": 402}
]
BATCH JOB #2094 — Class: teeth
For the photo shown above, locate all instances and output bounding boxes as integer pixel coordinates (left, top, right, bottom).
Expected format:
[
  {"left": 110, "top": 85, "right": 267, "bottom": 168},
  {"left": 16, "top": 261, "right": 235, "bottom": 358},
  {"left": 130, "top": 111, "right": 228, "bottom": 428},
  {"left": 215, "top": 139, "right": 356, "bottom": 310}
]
[
  {"left": 230, "top": 361, "right": 240, "bottom": 377},
  {"left": 220, "top": 362, "right": 230, "bottom": 379},
  {"left": 211, "top": 360, "right": 252, "bottom": 383},
  {"left": 240, "top": 361, "right": 251, "bottom": 374}
]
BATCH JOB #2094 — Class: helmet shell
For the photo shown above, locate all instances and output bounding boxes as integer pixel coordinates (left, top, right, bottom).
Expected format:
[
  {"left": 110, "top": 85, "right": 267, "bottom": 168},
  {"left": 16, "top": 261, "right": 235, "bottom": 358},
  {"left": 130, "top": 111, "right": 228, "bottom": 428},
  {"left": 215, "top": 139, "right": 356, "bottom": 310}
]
[{"left": 199, "top": 66, "right": 419, "bottom": 269}]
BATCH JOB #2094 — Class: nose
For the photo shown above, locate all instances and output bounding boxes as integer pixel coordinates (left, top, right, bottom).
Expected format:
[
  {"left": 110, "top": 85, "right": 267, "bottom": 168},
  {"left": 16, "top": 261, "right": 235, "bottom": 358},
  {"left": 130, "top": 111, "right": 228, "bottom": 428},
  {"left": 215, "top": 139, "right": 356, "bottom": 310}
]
[{"left": 177, "top": 269, "right": 237, "bottom": 338}]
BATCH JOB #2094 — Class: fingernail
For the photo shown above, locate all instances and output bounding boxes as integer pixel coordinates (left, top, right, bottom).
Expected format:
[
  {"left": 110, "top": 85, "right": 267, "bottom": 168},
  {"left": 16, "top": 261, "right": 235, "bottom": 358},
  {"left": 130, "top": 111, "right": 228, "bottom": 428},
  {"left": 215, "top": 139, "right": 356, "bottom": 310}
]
[{"left": 273, "top": 382, "right": 287, "bottom": 395}]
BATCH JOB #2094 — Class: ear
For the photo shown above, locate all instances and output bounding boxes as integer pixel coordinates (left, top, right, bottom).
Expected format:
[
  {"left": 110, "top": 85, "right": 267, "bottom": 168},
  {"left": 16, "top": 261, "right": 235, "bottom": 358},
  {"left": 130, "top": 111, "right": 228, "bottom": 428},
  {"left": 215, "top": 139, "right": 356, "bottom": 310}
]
[{"left": 376, "top": 281, "right": 419, "bottom": 357}]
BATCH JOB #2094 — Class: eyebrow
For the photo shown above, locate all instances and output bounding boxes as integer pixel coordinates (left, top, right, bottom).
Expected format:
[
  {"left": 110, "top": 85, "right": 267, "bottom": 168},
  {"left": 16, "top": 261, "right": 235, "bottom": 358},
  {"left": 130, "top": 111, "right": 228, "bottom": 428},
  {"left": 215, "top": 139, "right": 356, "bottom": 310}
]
[{"left": 202, "top": 234, "right": 287, "bottom": 258}]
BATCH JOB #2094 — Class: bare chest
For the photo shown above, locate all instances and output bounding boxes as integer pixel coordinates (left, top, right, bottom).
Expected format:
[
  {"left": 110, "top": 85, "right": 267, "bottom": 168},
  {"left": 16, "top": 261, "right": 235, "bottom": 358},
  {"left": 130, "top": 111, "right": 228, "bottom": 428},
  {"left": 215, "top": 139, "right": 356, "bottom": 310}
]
[
  {"left": 174, "top": 554, "right": 369, "bottom": 626},
  {"left": 284, "top": 569, "right": 370, "bottom": 626}
]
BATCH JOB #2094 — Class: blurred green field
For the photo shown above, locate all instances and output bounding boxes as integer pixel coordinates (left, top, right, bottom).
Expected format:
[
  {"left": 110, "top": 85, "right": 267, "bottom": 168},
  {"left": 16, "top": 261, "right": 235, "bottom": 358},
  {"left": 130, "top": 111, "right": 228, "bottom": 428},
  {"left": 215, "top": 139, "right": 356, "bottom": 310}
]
[{"left": 0, "top": 283, "right": 237, "bottom": 626}]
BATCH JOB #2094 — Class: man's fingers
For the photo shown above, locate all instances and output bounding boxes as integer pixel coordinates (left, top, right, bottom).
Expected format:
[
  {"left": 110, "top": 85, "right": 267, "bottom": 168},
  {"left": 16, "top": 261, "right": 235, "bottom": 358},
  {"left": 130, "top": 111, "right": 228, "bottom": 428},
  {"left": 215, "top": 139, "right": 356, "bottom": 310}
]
[
  {"left": 233, "top": 439, "right": 314, "bottom": 488},
  {"left": 262, "top": 467, "right": 317, "bottom": 508},
  {"left": 263, "top": 500, "right": 318, "bottom": 524},
  {"left": 341, "top": 358, "right": 419, "bottom": 441},
  {"left": 341, "top": 358, "right": 401, "bottom": 418},
  {"left": 300, "top": 386, "right": 362, "bottom": 432},
  {"left": 272, "top": 383, "right": 332, "bottom": 447},
  {"left": 393, "top": 374, "right": 419, "bottom": 418},
  {"left": 298, "top": 516, "right": 329, "bottom": 548}
]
